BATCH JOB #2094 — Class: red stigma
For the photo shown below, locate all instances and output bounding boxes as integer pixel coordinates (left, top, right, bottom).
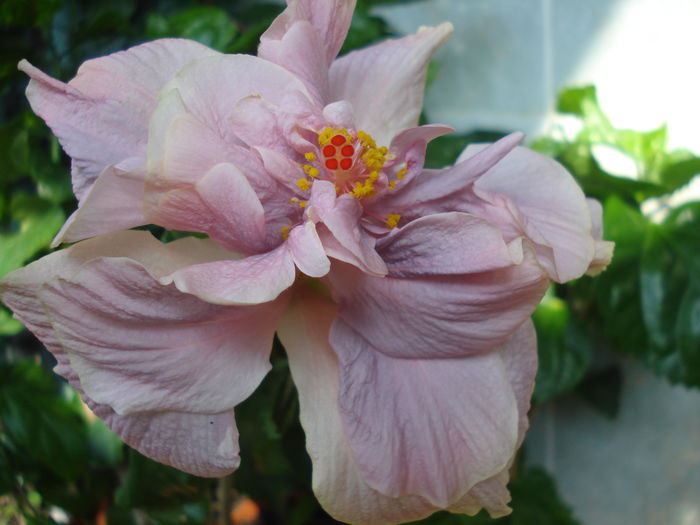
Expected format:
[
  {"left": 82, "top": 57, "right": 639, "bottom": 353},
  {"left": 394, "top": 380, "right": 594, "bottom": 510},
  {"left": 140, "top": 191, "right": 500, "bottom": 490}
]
[
  {"left": 340, "top": 158, "right": 353, "bottom": 170},
  {"left": 341, "top": 145, "right": 355, "bottom": 157},
  {"left": 323, "top": 145, "right": 336, "bottom": 157},
  {"left": 325, "top": 158, "right": 339, "bottom": 170},
  {"left": 331, "top": 134, "right": 346, "bottom": 146}
]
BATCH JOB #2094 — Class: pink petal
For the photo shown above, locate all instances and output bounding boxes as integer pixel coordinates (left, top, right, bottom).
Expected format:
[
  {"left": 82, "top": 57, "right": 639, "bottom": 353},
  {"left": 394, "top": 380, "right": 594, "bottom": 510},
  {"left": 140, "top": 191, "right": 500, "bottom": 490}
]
[
  {"left": 166, "top": 243, "right": 296, "bottom": 305},
  {"left": 0, "top": 230, "right": 289, "bottom": 476},
  {"left": 384, "top": 124, "right": 454, "bottom": 184},
  {"left": 258, "top": 20, "right": 328, "bottom": 104},
  {"left": 288, "top": 222, "right": 331, "bottom": 277},
  {"left": 148, "top": 162, "right": 268, "bottom": 254},
  {"left": 378, "top": 132, "right": 524, "bottom": 216},
  {"left": 164, "top": 54, "right": 312, "bottom": 145},
  {"left": 260, "top": 0, "right": 356, "bottom": 67},
  {"left": 20, "top": 40, "right": 218, "bottom": 201},
  {"left": 331, "top": 319, "right": 519, "bottom": 507},
  {"left": 377, "top": 212, "right": 517, "bottom": 277},
  {"left": 327, "top": 244, "right": 548, "bottom": 358},
  {"left": 1, "top": 233, "right": 283, "bottom": 415},
  {"left": 52, "top": 162, "right": 146, "bottom": 246},
  {"left": 278, "top": 292, "right": 449, "bottom": 524},
  {"left": 329, "top": 23, "right": 453, "bottom": 146},
  {"left": 466, "top": 145, "right": 596, "bottom": 282},
  {"left": 230, "top": 96, "right": 298, "bottom": 157},
  {"left": 309, "top": 181, "right": 387, "bottom": 276}
]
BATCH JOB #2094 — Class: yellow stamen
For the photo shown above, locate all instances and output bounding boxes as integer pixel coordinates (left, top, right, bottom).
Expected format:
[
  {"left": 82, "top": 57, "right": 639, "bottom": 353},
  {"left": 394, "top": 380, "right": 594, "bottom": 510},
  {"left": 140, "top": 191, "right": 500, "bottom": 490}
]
[
  {"left": 386, "top": 214, "right": 401, "bottom": 229},
  {"left": 388, "top": 181, "right": 397, "bottom": 190},
  {"left": 296, "top": 178, "right": 311, "bottom": 191},
  {"left": 303, "top": 165, "right": 319, "bottom": 178},
  {"left": 298, "top": 200, "right": 307, "bottom": 208},
  {"left": 280, "top": 226, "right": 291, "bottom": 239},
  {"left": 304, "top": 152, "right": 317, "bottom": 161},
  {"left": 396, "top": 168, "right": 408, "bottom": 180}
]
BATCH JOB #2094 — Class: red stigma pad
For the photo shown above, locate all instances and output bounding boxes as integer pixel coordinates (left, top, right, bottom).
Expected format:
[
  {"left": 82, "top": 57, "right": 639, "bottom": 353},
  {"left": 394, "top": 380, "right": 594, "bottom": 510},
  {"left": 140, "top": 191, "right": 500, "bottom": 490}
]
[
  {"left": 340, "top": 158, "right": 353, "bottom": 170},
  {"left": 341, "top": 145, "right": 355, "bottom": 157},
  {"left": 331, "top": 135, "right": 346, "bottom": 146},
  {"left": 323, "top": 145, "right": 336, "bottom": 157},
  {"left": 325, "top": 158, "right": 339, "bottom": 170}
]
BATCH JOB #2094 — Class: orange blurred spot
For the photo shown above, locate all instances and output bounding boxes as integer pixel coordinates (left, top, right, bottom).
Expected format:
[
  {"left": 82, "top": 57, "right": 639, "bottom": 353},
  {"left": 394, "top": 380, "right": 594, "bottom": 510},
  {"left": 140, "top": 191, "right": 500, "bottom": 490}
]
[{"left": 231, "top": 496, "right": 260, "bottom": 525}]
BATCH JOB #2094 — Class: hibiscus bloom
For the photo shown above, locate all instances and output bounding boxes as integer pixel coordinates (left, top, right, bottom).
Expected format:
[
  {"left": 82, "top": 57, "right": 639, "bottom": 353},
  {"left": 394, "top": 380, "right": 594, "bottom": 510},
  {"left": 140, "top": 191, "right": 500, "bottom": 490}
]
[{"left": 0, "top": 0, "right": 612, "bottom": 523}]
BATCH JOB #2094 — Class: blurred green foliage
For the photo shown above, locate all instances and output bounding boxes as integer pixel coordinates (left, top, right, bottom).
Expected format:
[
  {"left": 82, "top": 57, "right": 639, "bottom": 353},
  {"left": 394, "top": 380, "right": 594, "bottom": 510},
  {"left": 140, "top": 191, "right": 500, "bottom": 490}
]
[{"left": 1, "top": 0, "right": 700, "bottom": 524}]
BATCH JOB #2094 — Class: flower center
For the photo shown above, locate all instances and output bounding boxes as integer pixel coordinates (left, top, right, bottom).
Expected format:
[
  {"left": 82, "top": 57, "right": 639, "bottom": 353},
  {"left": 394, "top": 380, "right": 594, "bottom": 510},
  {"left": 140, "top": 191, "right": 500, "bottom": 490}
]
[{"left": 297, "top": 127, "right": 389, "bottom": 200}]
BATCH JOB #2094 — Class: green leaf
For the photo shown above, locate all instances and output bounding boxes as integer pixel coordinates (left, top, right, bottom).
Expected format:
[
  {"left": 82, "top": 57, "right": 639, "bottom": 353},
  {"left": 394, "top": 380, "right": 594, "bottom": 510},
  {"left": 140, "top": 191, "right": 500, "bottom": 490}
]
[
  {"left": 115, "top": 450, "right": 209, "bottom": 510},
  {"left": 146, "top": 7, "right": 238, "bottom": 52},
  {"left": 533, "top": 291, "right": 592, "bottom": 403},
  {"left": 575, "top": 366, "right": 623, "bottom": 418},
  {"left": 0, "top": 193, "right": 64, "bottom": 278},
  {"left": 507, "top": 467, "right": 581, "bottom": 525},
  {"left": 674, "top": 283, "right": 700, "bottom": 385},
  {"left": 0, "top": 306, "right": 23, "bottom": 336}
]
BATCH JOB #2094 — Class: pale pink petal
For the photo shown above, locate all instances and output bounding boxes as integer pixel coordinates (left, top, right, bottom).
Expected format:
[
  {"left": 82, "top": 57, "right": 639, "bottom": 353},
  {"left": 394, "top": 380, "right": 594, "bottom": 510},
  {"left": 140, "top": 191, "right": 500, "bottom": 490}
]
[
  {"left": 383, "top": 124, "right": 454, "bottom": 185},
  {"left": 1, "top": 233, "right": 283, "bottom": 415},
  {"left": 20, "top": 40, "right": 218, "bottom": 201},
  {"left": 288, "top": 222, "right": 330, "bottom": 277},
  {"left": 465, "top": 145, "right": 595, "bottom": 282},
  {"left": 166, "top": 244, "right": 296, "bottom": 305},
  {"left": 278, "top": 292, "right": 447, "bottom": 524},
  {"left": 258, "top": 20, "right": 328, "bottom": 104},
  {"left": 0, "top": 230, "right": 287, "bottom": 476},
  {"left": 309, "top": 180, "right": 387, "bottom": 276},
  {"left": 147, "top": 163, "right": 268, "bottom": 254},
  {"left": 329, "top": 23, "right": 453, "bottom": 146},
  {"left": 229, "top": 96, "right": 298, "bottom": 157},
  {"left": 260, "top": 0, "right": 356, "bottom": 66},
  {"left": 331, "top": 319, "right": 518, "bottom": 507},
  {"left": 164, "top": 54, "right": 312, "bottom": 145},
  {"left": 377, "top": 212, "right": 517, "bottom": 276},
  {"left": 327, "top": 244, "right": 548, "bottom": 358},
  {"left": 450, "top": 319, "right": 538, "bottom": 517},
  {"left": 378, "top": 132, "right": 524, "bottom": 217},
  {"left": 53, "top": 162, "right": 146, "bottom": 246}
]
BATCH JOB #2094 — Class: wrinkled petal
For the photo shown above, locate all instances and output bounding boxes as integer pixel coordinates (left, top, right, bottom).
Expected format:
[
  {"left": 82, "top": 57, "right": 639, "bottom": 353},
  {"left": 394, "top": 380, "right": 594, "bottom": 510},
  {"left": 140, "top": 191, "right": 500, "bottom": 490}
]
[
  {"left": 279, "top": 292, "right": 531, "bottom": 523},
  {"left": 465, "top": 145, "right": 595, "bottom": 282},
  {"left": 377, "top": 212, "right": 518, "bottom": 277},
  {"left": 331, "top": 319, "right": 518, "bottom": 507},
  {"left": 278, "top": 292, "right": 446, "bottom": 524},
  {"left": 53, "top": 161, "right": 146, "bottom": 246},
  {"left": 327, "top": 243, "right": 548, "bottom": 358},
  {"left": 260, "top": 0, "right": 356, "bottom": 67},
  {"left": 163, "top": 54, "right": 312, "bottom": 146},
  {"left": 288, "top": 221, "right": 331, "bottom": 277},
  {"left": 329, "top": 23, "right": 453, "bottom": 146},
  {"left": 0, "top": 231, "right": 287, "bottom": 476},
  {"left": 309, "top": 180, "right": 387, "bottom": 276},
  {"left": 20, "top": 39, "right": 218, "bottom": 201},
  {"left": 380, "top": 132, "right": 524, "bottom": 217},
  {"left": 147, "top": 162, "right": 268, "bottom": 254},
  {"left": 166, "top": 243, "right": 296, "bottom": 305},
  {"left": 258, "top": 20, "right": 328, "bottom": 104},
  {"left": 1, "top": 232, "right": 282, "bottom": 415}
]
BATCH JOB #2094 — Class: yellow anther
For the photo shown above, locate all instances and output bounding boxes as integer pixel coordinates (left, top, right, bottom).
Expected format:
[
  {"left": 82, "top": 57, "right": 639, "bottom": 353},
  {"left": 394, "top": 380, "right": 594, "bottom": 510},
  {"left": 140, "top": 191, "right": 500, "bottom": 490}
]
[
  {"left": 379, "top": 146, "right": 388, "bottom": 154},
  {"left": 298, "top": 200, "right": 307, "bottom": 208},
  {"left": 368, "top": 171, "right": 379, "bottom": 181},
  {"left": 357, "top": 130, "right": 376, "bottom": 148},
  {"left": 280, "top": 226, "right": 291, "bottom": 239},
  {"left": 388, "top": 181, "right": 397, "bottom": 190},
  {"left": 296, "top": 178, "right": 311, "bottom": 191},
  {"left": 351, "top": 179, "right": 375, "bottom": 199},
  {"left": 386, "top": 214, "right": 401, "bottom": 229},
  {"left": 396, "top": 168, "right": 408, "bottom": 180},
  {"left": 318, "top": 127, "right": 334, "bottom": 145},
  {"left": 303, "top": 165, "right": 319, "bottom": 178},
  {"left": 304, "top": 152, "right": 317, "bottom": 161}
]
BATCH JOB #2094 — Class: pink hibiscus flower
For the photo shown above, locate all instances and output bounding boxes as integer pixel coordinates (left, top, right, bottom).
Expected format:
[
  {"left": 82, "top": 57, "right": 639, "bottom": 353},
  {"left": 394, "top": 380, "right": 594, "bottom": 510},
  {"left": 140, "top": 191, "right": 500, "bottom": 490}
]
[{"left": 0, "top": 0, "right": 612, "bottom": 523}]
